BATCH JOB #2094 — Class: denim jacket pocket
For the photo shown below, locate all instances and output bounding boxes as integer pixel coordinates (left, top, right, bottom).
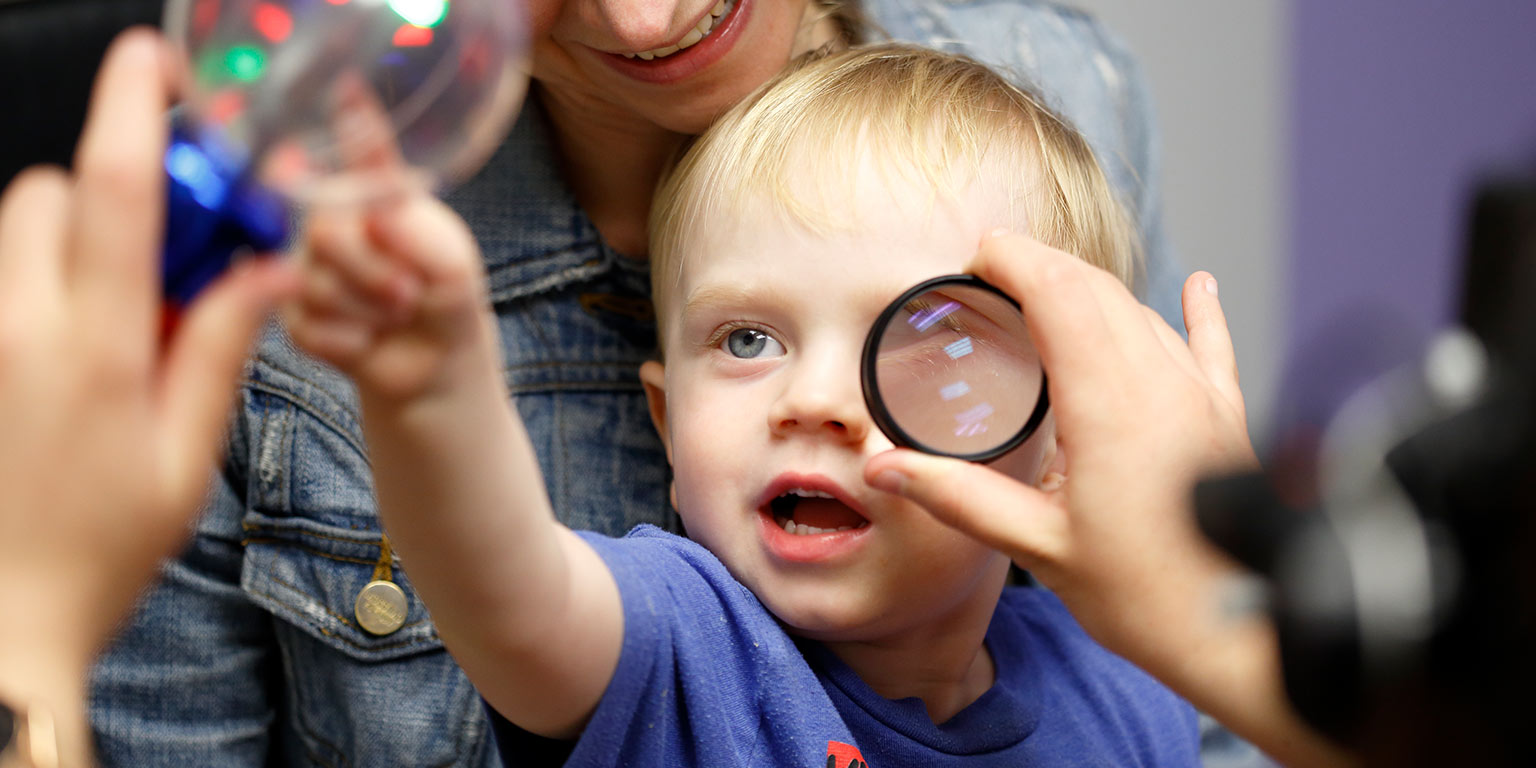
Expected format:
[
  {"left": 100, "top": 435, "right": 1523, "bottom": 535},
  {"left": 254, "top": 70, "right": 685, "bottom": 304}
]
[
  {"left": 237, "top": 340, "right": 440, "bottom": 658},
  {"left": 240, "top": 514, "right": 442, "bottom": 659},
  {"left": 233, "top": 338, "right": 497, "bottom": 767},
  {"left": 240, "top": 516, "right": 495, "bottom": 767}
]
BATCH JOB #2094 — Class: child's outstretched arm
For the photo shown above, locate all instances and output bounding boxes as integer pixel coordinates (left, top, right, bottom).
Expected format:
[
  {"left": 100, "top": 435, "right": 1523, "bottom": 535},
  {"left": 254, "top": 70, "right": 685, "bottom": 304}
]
[
  {"left": 865, "top": 234, "right": 1354, "bottom": 768},
  {"left": 284, "top": 187, "right": 621, "bottom": 739}
]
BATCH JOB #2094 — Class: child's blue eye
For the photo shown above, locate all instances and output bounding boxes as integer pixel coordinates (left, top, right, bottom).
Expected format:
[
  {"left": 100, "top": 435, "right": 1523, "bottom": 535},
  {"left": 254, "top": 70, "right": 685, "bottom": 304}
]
[{"left": 723, "top": 328, "right": 785, "bottom": 359}]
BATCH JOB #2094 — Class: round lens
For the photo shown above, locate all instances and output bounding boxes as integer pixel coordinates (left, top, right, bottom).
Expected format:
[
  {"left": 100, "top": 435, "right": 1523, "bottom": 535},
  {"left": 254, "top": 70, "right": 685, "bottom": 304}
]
[{"left": 861, "top": 276, "right": 1048, "bottom": 461}]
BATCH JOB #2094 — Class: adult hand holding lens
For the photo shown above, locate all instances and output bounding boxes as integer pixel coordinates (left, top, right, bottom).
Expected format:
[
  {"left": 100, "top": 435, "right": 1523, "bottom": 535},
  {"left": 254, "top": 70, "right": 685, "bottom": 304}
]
[
  {"left": 860, "top": 237, "right": 1339, "bottom": 768},
  {"left": 862, "top": 275, "right": 1048, "bottom": 462}
]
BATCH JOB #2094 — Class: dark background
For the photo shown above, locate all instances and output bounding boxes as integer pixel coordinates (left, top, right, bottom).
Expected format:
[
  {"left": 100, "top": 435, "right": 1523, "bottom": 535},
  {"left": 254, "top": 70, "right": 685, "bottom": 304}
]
[{"left": 0, "top": 0, "right": 162, "bottom": 186}]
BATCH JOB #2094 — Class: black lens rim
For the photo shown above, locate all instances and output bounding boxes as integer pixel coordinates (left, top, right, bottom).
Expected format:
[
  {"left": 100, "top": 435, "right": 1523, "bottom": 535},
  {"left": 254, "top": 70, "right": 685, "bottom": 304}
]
[{"left": 860, "top": 274, "right": 1050, "bottom": 463}]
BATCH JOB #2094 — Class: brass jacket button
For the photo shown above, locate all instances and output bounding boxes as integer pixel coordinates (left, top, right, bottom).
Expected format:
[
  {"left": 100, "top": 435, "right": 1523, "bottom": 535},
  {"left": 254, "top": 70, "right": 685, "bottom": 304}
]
[{"left": 355, "top": 580, "right": 408, "bottom": 636}]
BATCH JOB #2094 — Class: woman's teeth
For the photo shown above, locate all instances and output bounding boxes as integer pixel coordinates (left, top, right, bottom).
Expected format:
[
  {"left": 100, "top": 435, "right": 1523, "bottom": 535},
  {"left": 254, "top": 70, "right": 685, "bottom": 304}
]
[{"left": 624, "top": 0, "right": 734, "bottom": 60}]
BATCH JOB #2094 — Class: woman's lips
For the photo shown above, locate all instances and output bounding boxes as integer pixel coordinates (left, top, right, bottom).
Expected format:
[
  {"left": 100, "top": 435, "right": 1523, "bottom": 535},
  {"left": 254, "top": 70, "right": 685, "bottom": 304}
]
[{"left": 598, "top": 0, "right": 752, "bottom": 84}]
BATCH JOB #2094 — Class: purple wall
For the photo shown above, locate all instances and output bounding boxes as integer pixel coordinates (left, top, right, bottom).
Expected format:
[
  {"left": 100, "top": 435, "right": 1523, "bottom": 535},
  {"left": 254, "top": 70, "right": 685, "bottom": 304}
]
[{"left": 1289, "top": 1, "right": 1536, "bottom": 360}]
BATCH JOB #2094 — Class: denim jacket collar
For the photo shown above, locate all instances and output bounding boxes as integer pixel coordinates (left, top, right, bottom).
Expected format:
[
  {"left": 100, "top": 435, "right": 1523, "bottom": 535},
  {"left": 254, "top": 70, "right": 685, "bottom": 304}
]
[{"left": 444, "top": 93, "right": 647, "bottom": 306}]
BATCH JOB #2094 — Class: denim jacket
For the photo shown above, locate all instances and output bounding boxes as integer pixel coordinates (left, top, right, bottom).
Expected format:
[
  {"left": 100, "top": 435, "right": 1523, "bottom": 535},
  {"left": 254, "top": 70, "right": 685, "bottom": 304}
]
[{"left": 89, "top": 2, "right": 1210, "bottom": 766}]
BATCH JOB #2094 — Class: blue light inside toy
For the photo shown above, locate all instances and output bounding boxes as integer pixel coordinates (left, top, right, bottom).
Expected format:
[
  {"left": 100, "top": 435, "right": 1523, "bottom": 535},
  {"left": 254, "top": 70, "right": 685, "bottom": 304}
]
[{"left": 162, "top": 118, "right": 291, "bottom": 306}]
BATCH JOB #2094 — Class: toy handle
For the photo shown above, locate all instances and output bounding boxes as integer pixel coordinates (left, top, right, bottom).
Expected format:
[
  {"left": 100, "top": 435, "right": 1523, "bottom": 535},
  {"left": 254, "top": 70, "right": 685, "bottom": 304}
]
[{"left": 161, "top": 117, "right": 290, "bottom": 310}]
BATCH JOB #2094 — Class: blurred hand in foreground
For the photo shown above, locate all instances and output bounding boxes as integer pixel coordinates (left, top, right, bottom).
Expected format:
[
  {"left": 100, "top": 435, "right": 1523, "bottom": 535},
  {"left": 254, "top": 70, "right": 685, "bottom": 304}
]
[{"left": 0, "top": 29, "right": 297, "bottom": 760}]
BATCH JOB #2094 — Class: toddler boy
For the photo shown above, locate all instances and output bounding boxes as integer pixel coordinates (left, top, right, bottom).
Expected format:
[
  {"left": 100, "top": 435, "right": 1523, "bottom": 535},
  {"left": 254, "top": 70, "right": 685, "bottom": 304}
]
[{"left": 286, "top": 43, "right": 1198, "bottom": 767}]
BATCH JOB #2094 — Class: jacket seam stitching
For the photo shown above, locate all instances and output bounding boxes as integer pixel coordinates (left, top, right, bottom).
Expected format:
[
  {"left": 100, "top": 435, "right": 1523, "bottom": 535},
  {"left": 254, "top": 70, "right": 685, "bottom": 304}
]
[
  {"left": 241, "top": 537, "right": 379, "bottom": 566},
  {"left": 242, "top": 378, "right": 369, "bottom": 461},
  {"left": 241, "top": 526, "right": 387, "bottom": 549}
]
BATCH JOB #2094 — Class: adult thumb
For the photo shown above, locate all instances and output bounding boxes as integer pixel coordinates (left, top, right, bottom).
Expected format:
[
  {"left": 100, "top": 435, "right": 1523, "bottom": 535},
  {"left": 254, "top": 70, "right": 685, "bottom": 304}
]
[
  {"left": 158, "top": 257, "right": 299, "bottom": 508},
  {"left": 865, "top": 449, "right": 1069, "bottom": 565}
]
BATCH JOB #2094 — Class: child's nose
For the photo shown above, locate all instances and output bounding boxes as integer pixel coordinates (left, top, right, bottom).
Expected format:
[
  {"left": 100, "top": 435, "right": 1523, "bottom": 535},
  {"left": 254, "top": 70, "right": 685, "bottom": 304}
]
[{"left": 768, "top": 353, "right": 871, "bottom": 444}]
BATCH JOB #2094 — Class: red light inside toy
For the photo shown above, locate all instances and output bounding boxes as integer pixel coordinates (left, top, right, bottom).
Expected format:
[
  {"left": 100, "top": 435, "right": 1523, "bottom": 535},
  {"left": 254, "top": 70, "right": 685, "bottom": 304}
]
[
  {"left": 462, "top": 37, "right": 488, "bottom": 77},
  {"left": 207, "top": 88, "right": 247, "bottom": 125},
  {"left": 253, "top": 3, "right": 293, "bottom": 43},
  {"left": 194, "top": 0, "right": 220, "bottom": 34},
  {"left": 392, "top": 24, "right": 434, "bottom": 47}
]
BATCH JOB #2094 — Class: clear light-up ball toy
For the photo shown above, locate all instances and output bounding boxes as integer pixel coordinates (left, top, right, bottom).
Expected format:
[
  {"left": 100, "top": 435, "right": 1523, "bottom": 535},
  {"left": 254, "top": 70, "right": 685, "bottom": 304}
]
[{"left": 160, "top": 0, "right": 528, "bottom": 305}]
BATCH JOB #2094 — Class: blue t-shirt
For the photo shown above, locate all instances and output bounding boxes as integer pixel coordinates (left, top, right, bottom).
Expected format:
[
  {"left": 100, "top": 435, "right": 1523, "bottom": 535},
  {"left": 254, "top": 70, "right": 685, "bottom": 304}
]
[{"left": 490, "top": 526, "right": 1199, "bottom": 767}]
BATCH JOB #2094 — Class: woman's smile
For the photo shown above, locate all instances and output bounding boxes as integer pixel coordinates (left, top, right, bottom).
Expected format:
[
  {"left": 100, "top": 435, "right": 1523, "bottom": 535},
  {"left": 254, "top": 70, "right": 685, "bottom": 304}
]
[
  {"left": 599, "top": 0, "right": 753, "bottom": 84},
  {"left": 619, "top": 0, "right": 738, "bottom": 60}
]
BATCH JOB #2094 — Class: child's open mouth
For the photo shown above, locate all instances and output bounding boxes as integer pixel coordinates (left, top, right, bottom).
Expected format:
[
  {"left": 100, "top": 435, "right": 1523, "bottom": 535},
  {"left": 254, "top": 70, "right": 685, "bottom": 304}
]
[
  {"left": 755, "top": 475, "right": 872, "bottom": 562},
  {"left": 768, "top": 489, "right": 871, "bottom": 536}
]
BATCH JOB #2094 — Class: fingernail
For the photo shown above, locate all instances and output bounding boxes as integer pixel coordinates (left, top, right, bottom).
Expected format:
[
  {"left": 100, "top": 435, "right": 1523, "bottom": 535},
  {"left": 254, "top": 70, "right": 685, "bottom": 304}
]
[
  {"left": 989, "top": 227, "right": 1011, "bottom": 238},
  {"left": 870, "top": 469, "right": 908, "bottom": 494},
  {"left": 1205, "top": 276, "right": 1219, "bottom": 296},
  {"left": 114, "top": 28, "right": 157, "bottom": 65}
]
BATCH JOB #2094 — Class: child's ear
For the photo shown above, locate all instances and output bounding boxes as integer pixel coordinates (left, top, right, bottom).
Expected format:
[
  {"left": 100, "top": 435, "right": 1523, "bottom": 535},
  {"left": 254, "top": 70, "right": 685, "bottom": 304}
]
[
  {"left": 639, "top": 360, "right": 673, "bottom": 465},
  {"left": 1037, "top": 433, "right": 1067, "bottom": 494},
  {"left": 639, "top": 360, "right": 679, "bottom": 512}
]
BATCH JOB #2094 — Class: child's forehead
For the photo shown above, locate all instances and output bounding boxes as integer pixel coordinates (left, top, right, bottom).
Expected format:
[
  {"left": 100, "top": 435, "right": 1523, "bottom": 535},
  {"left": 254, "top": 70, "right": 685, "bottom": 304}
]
[
  {"left": 678, "top": 166, "right": 1015, "bottom": 270},
  {"left": 652, "top": 149, "right": 1030, "bottom": 333},
  {"left": 667, "top": 195, "right": 1002, "bottom": 317}
]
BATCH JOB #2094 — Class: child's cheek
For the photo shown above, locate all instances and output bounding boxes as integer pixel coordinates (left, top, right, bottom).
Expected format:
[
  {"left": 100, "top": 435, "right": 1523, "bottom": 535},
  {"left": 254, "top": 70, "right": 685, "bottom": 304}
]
[{"left": 994, "top": 415, "right": 1057, "bottom": 489}]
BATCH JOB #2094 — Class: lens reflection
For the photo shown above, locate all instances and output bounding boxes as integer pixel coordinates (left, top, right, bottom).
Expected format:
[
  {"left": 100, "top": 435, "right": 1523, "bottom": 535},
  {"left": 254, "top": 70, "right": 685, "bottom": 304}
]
[{"left": 866, "top": 279, "right": 1045, "bottom": 459}]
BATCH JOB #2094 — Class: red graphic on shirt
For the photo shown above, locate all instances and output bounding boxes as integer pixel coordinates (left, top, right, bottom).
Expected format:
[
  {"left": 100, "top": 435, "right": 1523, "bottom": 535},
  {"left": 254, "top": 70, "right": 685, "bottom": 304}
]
[{"left": 825, "top": 741, "right": 870, "bottom": 768}]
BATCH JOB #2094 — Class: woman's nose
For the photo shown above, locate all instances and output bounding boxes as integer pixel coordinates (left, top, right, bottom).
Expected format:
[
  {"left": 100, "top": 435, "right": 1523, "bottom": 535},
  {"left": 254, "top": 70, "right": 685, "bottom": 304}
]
[
  {"left": 590, "top": 0, "right": 690, "bottom": 51},
  {"left": 768, "top": 352, "right": 872, "bottom": 445}
]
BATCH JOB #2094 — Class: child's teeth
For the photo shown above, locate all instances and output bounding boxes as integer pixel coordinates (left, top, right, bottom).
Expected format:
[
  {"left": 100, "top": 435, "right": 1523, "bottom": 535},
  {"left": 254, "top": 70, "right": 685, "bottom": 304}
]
[
  {"left": 778, "top": 518, "right": 847, "bottom": 536},
  {"left": 788, "top": 488, "right": 833, "bottom": 499},
  {"left": 628, "top": 0, "right": 733, "bottom": 60}
]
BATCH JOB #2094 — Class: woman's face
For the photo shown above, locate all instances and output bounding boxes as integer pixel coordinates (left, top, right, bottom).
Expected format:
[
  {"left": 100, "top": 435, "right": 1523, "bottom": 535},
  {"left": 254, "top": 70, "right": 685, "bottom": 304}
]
[{"left": 525, "top": 0, "right": 834, "bottom": 134}]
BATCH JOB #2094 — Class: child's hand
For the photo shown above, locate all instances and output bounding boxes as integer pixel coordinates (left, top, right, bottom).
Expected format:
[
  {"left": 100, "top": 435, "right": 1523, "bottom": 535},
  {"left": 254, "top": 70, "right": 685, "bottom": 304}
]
[
  {"left": 285, "top": 193, "right": 493, "bottom": 404},
  {"left": 284, "top": 76, "right": 497, "bottom": 405}
]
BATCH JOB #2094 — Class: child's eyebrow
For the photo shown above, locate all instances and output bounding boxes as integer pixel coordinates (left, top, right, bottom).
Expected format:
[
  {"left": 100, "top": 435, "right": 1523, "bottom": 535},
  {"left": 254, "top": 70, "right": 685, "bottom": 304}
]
[{"left": 679, "top": 284, "right": 796, "bottom": 321}]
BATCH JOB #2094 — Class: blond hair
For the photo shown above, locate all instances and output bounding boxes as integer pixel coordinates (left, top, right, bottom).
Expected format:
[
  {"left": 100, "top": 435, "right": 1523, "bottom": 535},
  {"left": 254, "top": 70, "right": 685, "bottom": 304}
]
[{"left": 649, "top": 43, "right": 1139, "bottom": 343}]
